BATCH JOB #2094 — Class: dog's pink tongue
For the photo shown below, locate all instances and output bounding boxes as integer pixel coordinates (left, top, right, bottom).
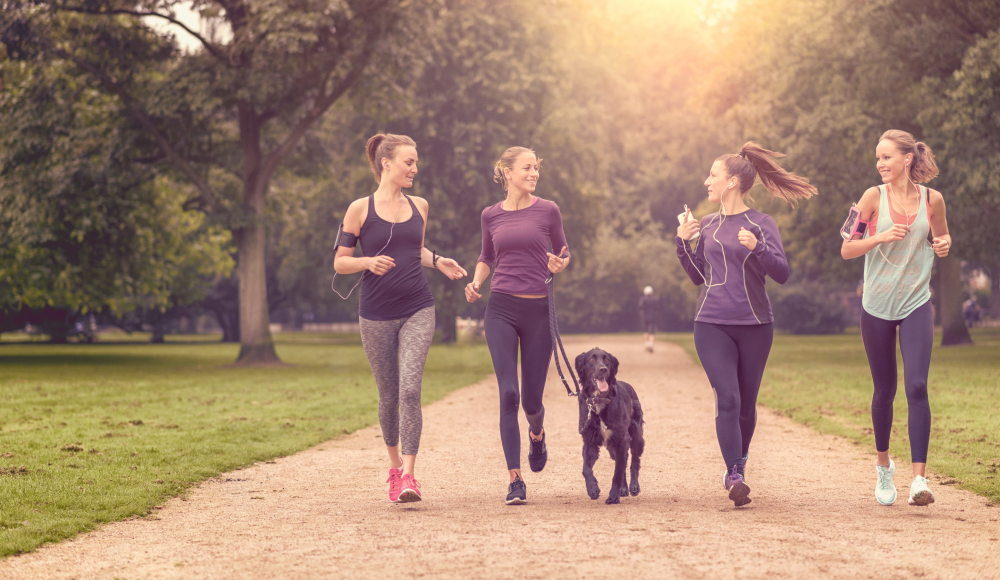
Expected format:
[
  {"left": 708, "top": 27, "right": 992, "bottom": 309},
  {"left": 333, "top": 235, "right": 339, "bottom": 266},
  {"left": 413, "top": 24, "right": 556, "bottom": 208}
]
[{"left": 597, "top": 379, "right": 609, "bottom": 392}]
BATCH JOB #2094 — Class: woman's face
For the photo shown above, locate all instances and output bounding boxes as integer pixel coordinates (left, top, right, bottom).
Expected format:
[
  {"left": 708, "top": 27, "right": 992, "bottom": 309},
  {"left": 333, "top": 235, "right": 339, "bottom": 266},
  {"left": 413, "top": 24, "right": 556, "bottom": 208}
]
[
  {"left": 875, "top": 140, "right": 910, "bottom": 184},
  {"left": 383, "top": 145, "right": 418, "bottom": 188},
  {"left": 704, "top": 160, "right": 736, "bottom": 204},
  {"left": 505, "top": 153, "right": 539, "bottom": 194}
]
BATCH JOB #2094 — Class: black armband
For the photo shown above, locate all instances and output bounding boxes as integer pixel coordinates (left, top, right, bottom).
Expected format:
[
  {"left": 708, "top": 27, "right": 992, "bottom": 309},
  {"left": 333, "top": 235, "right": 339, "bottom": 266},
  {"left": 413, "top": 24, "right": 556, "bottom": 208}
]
[{"left": 335, "top": 223, "right": 358, "bottom": 249}]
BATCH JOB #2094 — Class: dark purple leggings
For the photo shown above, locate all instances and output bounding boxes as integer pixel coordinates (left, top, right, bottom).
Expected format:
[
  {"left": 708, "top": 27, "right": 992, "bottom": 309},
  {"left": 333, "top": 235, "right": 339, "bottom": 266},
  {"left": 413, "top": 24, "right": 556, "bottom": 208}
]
[
  {"left": 484, "top": 293, "right": 552, "bottom": 471},
  {"left": 694, "top": 322, "right": 773, "bottom": 469},
  {"left": 860, "top": 301, "right": 933, "bottom": 463}
]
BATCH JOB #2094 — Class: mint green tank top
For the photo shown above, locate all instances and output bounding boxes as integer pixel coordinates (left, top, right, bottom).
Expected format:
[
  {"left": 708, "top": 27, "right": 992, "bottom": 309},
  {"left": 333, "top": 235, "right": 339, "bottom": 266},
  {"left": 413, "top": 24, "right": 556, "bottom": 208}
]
[{"left": 862, "top": 185, "right": 934, "bottom": 320}]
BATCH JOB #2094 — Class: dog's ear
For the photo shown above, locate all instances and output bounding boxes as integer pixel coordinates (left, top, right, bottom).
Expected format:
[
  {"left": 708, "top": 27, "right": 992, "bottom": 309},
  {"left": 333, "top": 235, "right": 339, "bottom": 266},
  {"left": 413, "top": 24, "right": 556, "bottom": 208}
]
[
  {"left": 609, "top": 353, "right": 619, "bottom": 381},
  {"left": 575, "top": 352, "right": 588, "bottom": 378}
]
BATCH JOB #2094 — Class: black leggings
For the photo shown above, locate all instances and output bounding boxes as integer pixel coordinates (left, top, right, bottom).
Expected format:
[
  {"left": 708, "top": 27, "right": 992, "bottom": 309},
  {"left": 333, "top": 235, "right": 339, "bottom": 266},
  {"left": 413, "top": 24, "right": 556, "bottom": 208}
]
[
  {"left": 694, "top": 322, "right": 774, "bottom": 469},
  {"left": 860, "top": 301, "right": 933, "bottom": 463},
  {"left": 485, "top": 293, "right": 552, "bottom": 470}
]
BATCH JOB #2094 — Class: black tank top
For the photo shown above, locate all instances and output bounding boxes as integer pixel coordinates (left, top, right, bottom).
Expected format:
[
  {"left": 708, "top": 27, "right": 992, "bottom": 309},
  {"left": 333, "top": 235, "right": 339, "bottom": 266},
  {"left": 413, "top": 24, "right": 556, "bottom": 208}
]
[{"left": 358, "top": 195, "right": 435, "bottom": 321}]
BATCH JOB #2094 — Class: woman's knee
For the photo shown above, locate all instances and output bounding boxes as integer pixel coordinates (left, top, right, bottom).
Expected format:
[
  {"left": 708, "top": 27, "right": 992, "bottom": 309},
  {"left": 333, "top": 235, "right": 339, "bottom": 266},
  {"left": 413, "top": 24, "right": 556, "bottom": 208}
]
[
  {"left": 715, "top": 390, "right": 740, "bottom": 417},
  {"left": 906, "top": 378, "right": 929, "bottom": 406},
  {"left": 498, "top": 386, "right": 520, "bottom": 414}
]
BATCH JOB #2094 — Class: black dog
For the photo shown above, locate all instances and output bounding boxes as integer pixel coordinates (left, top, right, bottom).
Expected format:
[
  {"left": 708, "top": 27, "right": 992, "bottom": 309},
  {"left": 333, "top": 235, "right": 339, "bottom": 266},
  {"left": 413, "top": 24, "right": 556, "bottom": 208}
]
[{"left": 575, "top": 348, "right": 645, "bottom": 504}]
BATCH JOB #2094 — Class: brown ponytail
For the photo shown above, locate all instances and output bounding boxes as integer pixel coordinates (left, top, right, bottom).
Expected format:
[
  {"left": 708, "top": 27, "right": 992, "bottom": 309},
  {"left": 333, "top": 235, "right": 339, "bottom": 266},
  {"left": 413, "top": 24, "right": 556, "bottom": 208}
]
[
  {"left": 365, "top": 133, "right": 416, "bottom": 184},
  {"left": 718, "top": 141, "right": 818, "bottom": 206},
  {"left": 493, "top": 146, "right": 540, "bottom": 192},
  {"left": 879, "top": 129, "right": 939, "bottom": 183}
]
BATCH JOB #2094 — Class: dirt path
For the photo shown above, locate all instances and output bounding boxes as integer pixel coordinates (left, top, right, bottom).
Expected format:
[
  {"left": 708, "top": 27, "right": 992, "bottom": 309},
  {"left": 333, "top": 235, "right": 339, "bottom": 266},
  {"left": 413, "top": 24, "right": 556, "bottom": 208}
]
[{"left": 2, "top": 335, "right": 998, "bottom": 579}]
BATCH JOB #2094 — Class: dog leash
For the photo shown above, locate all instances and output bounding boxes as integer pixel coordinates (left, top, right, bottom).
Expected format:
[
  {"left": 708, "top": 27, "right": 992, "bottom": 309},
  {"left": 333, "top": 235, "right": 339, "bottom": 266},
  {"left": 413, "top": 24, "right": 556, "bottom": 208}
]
[{"left": 546, "top": 256, "right": 580, "bottom": 397}]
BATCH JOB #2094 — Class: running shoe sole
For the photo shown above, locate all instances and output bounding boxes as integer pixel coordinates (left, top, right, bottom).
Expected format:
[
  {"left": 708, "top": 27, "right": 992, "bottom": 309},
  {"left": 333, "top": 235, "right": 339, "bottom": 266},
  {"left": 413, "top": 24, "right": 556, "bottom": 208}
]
[
  {"left": 397, "top": 489, "right": 422, "bottom": 503},
  {"left": 728, "top": 481, "right": 752, "bottom": 507},
  {"left": 909, "top": 490, "right": 935, "bottom": 506},
  {"left": 505, "top": 497, "right": 526, "bottom": 505}
]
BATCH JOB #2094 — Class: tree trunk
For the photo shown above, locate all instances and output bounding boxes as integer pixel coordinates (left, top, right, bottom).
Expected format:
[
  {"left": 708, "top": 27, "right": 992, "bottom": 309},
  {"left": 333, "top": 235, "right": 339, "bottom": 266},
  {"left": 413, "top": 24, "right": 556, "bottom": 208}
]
[
  {"left": 990, "top": 265, "right": 1000, "bottom": 322},
  {"left": 234, "top": 105, "right": 280, "bottom": 365},
  {"left": 938, "top": 255, "right": 973, "bottom": 346},
  {"left": 150, "top": 310, "right": 165, "bottom": 344},
  {"left": 437, "top": 284, "right": 457, "bottom": 343}
]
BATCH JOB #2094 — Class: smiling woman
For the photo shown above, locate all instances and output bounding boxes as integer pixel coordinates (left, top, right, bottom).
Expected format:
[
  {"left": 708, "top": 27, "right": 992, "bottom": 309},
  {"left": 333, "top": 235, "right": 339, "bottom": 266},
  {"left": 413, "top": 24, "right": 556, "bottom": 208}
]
[
  {"left": 465, "top": 146, "right": 571, "bottom": 505},
  {"left": 332, "top": 133, "right": 467, "bottom": 505}
]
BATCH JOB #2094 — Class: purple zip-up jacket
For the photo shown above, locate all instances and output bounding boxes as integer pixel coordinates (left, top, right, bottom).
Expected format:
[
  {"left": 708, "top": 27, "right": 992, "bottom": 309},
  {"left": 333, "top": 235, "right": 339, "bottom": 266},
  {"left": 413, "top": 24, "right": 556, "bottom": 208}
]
[{"left": 675, "top": 209, "right": 789, "bottom": 325}]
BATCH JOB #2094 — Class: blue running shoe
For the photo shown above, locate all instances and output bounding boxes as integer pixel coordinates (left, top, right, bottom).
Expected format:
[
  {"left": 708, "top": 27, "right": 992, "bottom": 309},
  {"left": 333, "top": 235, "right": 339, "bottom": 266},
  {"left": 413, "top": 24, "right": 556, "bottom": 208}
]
[
  {"left": 908, "top": 475, "right": 934, "bottom": 506},
  {"left": 875, "top": 460, "right": 897, "bottom": 506}
]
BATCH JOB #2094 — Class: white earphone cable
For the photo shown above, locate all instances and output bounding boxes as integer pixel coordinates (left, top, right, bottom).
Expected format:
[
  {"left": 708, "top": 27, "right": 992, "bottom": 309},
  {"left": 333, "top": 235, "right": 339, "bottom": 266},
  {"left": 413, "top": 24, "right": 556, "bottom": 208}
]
[
  {"left": 331, "top": 195, "right": 404, "bottom": 300},
  {"left": 876, "top": 165, "right": 919, "bottom": 268}
]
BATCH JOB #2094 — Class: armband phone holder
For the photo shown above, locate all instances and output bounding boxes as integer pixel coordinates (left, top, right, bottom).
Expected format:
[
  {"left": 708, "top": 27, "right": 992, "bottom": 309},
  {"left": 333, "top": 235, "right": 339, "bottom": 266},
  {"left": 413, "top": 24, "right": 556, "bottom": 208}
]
[
  {"left": 335, "top": 223, "right": 358, "bottom": 249},
  {"left": 840, "top": 204, "right": 868, "bottom": 241}
]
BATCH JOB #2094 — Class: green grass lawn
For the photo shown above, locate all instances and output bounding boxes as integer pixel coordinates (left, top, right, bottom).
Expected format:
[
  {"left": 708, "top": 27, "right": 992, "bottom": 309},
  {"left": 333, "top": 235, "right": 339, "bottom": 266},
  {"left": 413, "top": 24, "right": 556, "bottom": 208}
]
[
  {"left": 660, "top": 327, "right": 1000, "bottom": 503},
  {"left": 0, "top": 334, "right": 493, "bottom": 557}
]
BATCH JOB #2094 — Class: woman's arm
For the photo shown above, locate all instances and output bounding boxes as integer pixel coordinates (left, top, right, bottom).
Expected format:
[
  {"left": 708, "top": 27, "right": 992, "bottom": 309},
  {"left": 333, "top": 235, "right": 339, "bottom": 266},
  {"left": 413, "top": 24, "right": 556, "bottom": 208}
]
[
  {"left": 421, "top": 246, "right": 467, "bottom": 279},
  {"left": 739, "top": 216, "right": 789, "bottom": 284},
  {"left": 546, "top": 203, "right": 570, "bottom": 273},
  {"left": 334, "top": 198, "right": 395, "bottom": 276},
  {"left": 841, "top": 187, "right": 909, "bottom": 260},
  {"left": 465, "top": 262, "right": 492, "bottom": 303},
  {"left": 927, "top": 189, "right": 951, "bottom": 258}
]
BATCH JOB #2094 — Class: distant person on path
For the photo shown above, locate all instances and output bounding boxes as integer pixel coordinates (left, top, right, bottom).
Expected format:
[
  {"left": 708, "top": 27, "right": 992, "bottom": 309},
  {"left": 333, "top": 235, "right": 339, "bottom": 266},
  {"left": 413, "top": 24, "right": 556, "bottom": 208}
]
[
  {"left": 639, "top": 286, "right": 659, "bottom": 353},
  {"left": 963, "top": 295, "right": 981, "bottom": 328},
  {"left": 465, "top": 146, "right": 570, "bottom": 505},
  {"left": 676, "top": 142, "right": 817, "bottom": 507},
  {"left": 841, "top": 129, "right": 951, "bottom": 507},
  {"left": 334, "top": 133, "right": 467, "bottom": 503}
]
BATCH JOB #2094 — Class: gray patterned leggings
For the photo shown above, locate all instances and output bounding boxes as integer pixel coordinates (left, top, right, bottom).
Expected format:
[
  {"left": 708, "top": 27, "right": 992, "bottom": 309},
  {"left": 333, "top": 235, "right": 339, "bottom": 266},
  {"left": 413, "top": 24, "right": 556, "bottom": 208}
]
[{"left": 359, "top": 306, "right": 435, "bottom": 456}]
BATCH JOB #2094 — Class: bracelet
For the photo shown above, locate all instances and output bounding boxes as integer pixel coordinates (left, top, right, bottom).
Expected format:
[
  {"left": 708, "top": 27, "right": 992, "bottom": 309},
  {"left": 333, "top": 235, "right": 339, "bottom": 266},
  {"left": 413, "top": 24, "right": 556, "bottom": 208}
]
[{"left": 432, "top": 250, "right": 439, "bottom": 267}]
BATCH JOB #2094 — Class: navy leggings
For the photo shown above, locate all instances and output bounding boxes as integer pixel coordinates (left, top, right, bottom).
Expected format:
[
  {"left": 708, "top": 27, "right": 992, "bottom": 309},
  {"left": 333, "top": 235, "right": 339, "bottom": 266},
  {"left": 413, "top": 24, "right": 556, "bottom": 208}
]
[
  {"left": 485, "top": 293, "right": 552, "bottom": 470},
  {"left": 694, "top": 322, "right": 774, "bottom": 469},
  {"left": 860, "top": 301, "right": 933, "bottom": 463}
]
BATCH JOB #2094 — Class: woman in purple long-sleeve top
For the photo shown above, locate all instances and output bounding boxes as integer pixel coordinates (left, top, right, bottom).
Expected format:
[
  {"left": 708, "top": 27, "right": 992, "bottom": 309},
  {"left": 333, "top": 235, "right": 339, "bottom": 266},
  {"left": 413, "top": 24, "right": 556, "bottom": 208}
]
[
  {"left": 465, "top": 146, "right": 570, "bottom": 505},
  {"left": 675, "top": 141, "right": 817, "bottom": 507}
]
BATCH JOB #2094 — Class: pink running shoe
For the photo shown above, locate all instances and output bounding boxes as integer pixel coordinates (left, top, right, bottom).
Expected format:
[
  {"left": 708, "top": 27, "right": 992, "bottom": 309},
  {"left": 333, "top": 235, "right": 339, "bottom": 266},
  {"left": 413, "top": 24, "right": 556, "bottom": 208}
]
[
  {"left": 387, "top": 467, "right": 403, "bottom": 503},
  {"left": 398, "top": 474, "right": 422, "bottom": 503}
]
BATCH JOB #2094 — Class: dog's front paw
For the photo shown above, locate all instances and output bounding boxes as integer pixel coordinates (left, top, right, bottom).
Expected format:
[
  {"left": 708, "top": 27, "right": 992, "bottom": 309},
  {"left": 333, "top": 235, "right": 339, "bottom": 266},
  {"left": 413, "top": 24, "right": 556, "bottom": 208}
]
[
  {"left": 605, "top": 494, "right": 620, "bottom": 505},
  {"left": 629, "top": 481, "right": 641, "bottom": 496},
  {"left": 586, "top": 479, "right": 601, "bottom": 500},
  {"left": 620, "top": 484, "right": 630, "bottom": 498}
]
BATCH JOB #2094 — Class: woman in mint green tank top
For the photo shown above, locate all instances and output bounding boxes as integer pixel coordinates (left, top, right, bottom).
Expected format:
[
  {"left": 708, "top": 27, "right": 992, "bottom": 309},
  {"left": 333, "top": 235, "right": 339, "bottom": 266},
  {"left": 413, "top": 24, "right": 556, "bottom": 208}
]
[{"left": 841, "top": 130, "right": 951, "bottom": 508}]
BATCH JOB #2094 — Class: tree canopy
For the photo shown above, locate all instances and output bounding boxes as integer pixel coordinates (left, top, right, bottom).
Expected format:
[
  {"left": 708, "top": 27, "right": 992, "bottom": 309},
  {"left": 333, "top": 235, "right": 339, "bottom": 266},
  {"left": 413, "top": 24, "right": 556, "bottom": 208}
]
[{"left": 3, "top": 0, "right": 998, "bottom": 349}]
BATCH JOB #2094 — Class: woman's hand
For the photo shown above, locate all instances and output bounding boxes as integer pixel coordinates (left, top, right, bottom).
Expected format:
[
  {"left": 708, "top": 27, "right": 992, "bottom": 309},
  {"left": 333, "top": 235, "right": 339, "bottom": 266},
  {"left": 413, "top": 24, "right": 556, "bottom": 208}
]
[
  {"left": 436, "top": 258, "right": 468, "bottom": 280},
  {"left": 738, "top": 227, "right": 758, "bottom": 251},
  {"left": 465, "top": 281, "right": 483, "bottom": 303},
  {"left": 877, "top": 223, "right": 910, "bottom": 245},
  {"left": 547, "top": 246, "right": 570, "bottom": 274},
  {"left": 677, "top": 209, "right": 700, "bottom": 241},
  {"left": 931, "top": 235, "right": 951, "bottom": 258},
  {"left": 367, "top": 255, "right": 395, "bottom": 276}
]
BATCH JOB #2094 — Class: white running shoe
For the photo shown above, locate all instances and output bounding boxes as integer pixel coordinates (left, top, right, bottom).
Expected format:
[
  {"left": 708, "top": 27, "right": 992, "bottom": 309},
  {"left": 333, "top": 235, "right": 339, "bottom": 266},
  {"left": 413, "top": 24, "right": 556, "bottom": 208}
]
[
  {"left": 908, "top": 475, "right": 935, "bottom": 506},
  {"left": 875, "top": 460, "right": 897, "bottom": 506}
]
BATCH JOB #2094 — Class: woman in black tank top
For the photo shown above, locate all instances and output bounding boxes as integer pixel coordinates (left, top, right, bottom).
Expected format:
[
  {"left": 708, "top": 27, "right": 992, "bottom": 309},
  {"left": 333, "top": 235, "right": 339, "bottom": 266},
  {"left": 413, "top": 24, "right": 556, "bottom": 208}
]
[{"left": 334, "top": 134, "right": 466, "bottom": 503}]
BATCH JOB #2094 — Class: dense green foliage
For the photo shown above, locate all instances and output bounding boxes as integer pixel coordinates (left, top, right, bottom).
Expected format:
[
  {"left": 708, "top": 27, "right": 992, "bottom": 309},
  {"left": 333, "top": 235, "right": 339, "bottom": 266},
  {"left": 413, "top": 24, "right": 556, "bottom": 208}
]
[
  {"left": 2, "top": 0, "right": 999, "bottom": 344},
  {"left": 0, "top": 334, "right": 494, "bottom": 556},
  {"left": 662, "top": 327, "right": 1000, "bottom": 503}
]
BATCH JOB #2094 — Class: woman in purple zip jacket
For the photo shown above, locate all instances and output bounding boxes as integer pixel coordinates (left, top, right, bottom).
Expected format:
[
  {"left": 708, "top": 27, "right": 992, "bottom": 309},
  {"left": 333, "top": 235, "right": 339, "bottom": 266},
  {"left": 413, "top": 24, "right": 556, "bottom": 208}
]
[{"left": 675, "top": 142, "right": 817, "bottom": 507}]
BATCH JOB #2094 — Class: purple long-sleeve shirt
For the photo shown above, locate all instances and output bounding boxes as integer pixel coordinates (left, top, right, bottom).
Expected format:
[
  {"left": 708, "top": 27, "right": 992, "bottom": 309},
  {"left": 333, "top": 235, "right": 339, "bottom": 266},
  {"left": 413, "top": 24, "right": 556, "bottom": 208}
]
[
  {"left": 478, "top": 198, "right": 569, "bottom": 296},
  {"left": 675, "top": 209, "right": 789, "bottom": 325}
]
